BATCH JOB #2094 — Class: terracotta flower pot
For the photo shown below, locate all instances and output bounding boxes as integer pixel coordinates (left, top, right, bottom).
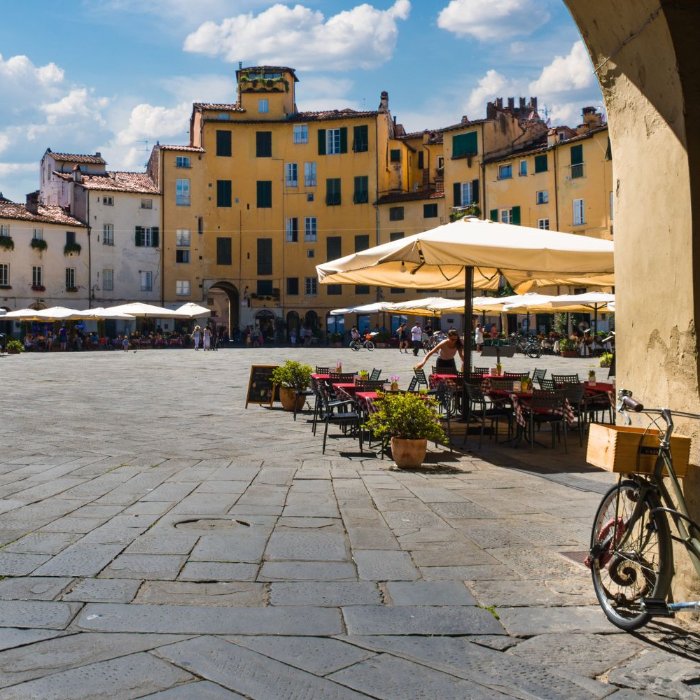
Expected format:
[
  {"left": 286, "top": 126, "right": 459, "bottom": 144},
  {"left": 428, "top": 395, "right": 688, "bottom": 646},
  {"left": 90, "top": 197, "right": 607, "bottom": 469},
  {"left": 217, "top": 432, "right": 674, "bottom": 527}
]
[
  {"left": 390, "top": 437, "right": 427, "bottom": 468},
  {"left": 279, "top": 386, "right": 305, "bottom": 412}
]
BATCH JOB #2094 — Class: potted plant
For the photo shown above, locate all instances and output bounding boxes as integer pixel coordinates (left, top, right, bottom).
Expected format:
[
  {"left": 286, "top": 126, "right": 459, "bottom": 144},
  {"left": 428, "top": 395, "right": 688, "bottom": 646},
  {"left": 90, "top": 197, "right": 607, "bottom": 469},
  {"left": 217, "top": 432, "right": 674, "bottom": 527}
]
[
  {"left": 366, "top": 392, "right": 446, "bottom": 468},
  {"left": 271, "top": 360, "right": 313, "bottom": 412},
  {"left": 558, "top": 338, "right": 579, "bottom": 357},
  {"left": 5, "top": 339, "right": 23, "bottom": 354},
  {"left": 30, "top": 238, "right": 47, "bottom": 251}
]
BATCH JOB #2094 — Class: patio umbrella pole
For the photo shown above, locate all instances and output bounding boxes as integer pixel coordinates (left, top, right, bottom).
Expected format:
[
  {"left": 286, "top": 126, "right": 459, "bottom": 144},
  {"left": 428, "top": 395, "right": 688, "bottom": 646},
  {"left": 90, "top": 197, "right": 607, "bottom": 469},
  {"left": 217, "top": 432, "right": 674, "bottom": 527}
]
[{"left": 462, "top": 266, "right": 474, "bottom": 420}]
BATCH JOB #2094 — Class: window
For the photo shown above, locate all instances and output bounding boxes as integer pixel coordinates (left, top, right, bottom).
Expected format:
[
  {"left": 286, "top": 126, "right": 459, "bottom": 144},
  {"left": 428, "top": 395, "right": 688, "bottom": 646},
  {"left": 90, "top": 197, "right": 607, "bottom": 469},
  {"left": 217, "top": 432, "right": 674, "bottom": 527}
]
[
  {"left": 304, "top": 162, "right": 316, "bottom": 187},
  {"left": 32, "top": 228, "right": 43, "bottom": 240},
  {"left": 0, "top": 224, "right": 8, "bottom": 236},
  {"left": 353, "top": 125, "right": 368, "bottom": 152},
  {"left": 66, "top": 231, "right": 76, "bottom": 246},
  {"left": 355, "top": 234, "right": 369, "bottom": 252},
  {"left": 305, "top": 277, "right": 317, "bottom": 295},
  {"left": 175, "top": 156, "right": 191, "bottom": 168},
  {"left": 355, "top": 285, "right": 370, "bottom": 295},
  {"left": 176, "top": 178, "right": 190, "bottom": 206},
  {"left": 285, "top": 217, "right": 298, "bottom": 242},
  {"left": 390, "top": 149, "right": 401, "bottom": 163},
  {"left": 216, "top": 130, "right": 232, "bottom": 157},
  {"left": 424, "top": 203, "right": 438, "bottom": 218},
  {"left": 498, "top": 164, "right": 513, "bottom": 180},
  {"left": 256, "top": 131, "right": 272, "bottom": 157},
  {"left": 32, "top": 266, "right": 42, "bottom": 287},
  {"left": 257, "top": 238, "right": 272, "bottom": 275},
  {"left": 318, "top": 127, "right": 347, "bottom": 155},
  {"left": 257, "top": 180, "right": 272, "bottom": 208},
  {"left": 325, "top": 178, "right": 341, "bottom": 206},
  {"left": 573, "top": 198, "right": 585, "bottom": 225},
  {"left": 418, "top": 151, "right": 425, "bottom": 169},
  {"left": 0, "top": 263, "right": 8, "bottom": 287},
  {"left": 538, "top": 218, "right": 550, "bottom": 230},
  {"left": 519, "top": 160, "right": 528, "bottom": 176},
  {"left": 389, "top": 206, "right": 404, "bottom": 221},
  {"left": 452, "top": 131, "right": 478, "bottom": 158},
  {"left": 140, "top": 270, "right": 153, "bottom": 292},
  {"left": 198, "top": 217, "right": 204, "bottom": 235},
  {"left": 257, "top": 280, "right": 273, "bottom": 296},
  {"left": 176, "top": 229, "right": 191, "bottom": 247},
  {"left": 102, "top": 196, "right": 114, "bottom": 206},
  {"left": 103, "top": 224, "right": 114, "bottom": 246},
  {"left": 536, "top": 190, "right": 549, "bottom": 204},
  {"left": 217, "top": 180, "right": 232, "bottom": 207},
  {"left": 176, "top": 250, "right": 190, "bottom": 263},
  {"left": 534, "top": 154, "right": 548, "bottom": 173},
  {"left": 102, "top": 268, "right": 113, "bottom": 291},
  {"left": 65, "top": 267, "right": 76, "bottom": 290},
  {"left": 353, "top": 176, "right": 368, "bottom": 204},
  {"left": 571, "top": 144, "right": 584, "bottom": 178},
  {"left": 327, "top": 284, "right": 342, "bottom": 295},
  {"left": 326, "top": 236, "right": 341, "bottom": 261},
  {"left": 285, "top": 163, "right": 298, "bottom": 187},
  {"left": 437, "top": 156, "right": 445, "bottom": 171},
  {"left": 453, "top": 180, "right": 479, "bottom": 207},
  {"left": 500, "top": 209, "right": 511, "bottom": 225},
  {"left": 306, "top": 249, "right": 315, "bottom": 258},
  {"left": 304, "top": 217, "right": 317, "bottom": 242},
  {"left": 287, "top": 277, "right": 299, "bottom": 295},
  {"left": 258, "top": 98, "right": 269, "bottom": 114},
  {"left": 216, "top": 237, "right": 232, "bottom": 265},
  {"left": 176, "top": 280, "right": 190, "bottom": 296},
  {"left": 140, "top": 198, "right": 153, "bottom": 209},
  {"left": 610, "top": 191, "right": 614, "bottom": 221},
  {"left": 293, "top": 125, "right": 308, "bottom": 144},
  {"left": 495, "top": 207, "right": 521, "bottom": 225},
  {"left": 135, "top": 226, "right": 159, "bottom": 247}
]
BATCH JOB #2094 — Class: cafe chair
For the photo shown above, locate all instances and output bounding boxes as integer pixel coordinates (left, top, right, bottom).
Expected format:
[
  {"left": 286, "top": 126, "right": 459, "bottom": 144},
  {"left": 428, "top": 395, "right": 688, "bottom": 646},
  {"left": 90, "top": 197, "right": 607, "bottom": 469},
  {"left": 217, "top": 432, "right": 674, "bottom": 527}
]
[
  {"left": 551, "top": 374, "right": 581, "bottom": 387},
  {"left": 369, "top": 368, "right": 382, "bottom": 381},
  {"left": 503, "top": 371, "right": 529, "bottom": 380},
  {"left": 317, "top": 382, "right": 363, "bottom": 454},
  {"left": 315, "top": 366, "right": 330, "bottom": 374},
  {"left": 462, "top": 383, "right": 513, "bottom": 448},
  {"left": 520, "top": 389, "right": 568, "bottom": 451},
  {"left": 532, "top": 368, "right": 547, "bottom": 385}
]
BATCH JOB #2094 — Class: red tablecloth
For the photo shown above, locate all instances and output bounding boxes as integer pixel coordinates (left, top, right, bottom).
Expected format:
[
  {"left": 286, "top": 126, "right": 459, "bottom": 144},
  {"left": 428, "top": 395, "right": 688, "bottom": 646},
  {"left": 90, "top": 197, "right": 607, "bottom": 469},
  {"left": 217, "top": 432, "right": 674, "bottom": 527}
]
[
  {"left": 585, "top": 382, "right": 614, "bottom": 394},
  {"left": 332, "top": 382, "right": 357, "bottom": 396},
  {"left": 311, "top": 374, "right": 330, "bottom": 381},
  {"left": 355, "top": 391, "right": 380, "bottom": 413}
]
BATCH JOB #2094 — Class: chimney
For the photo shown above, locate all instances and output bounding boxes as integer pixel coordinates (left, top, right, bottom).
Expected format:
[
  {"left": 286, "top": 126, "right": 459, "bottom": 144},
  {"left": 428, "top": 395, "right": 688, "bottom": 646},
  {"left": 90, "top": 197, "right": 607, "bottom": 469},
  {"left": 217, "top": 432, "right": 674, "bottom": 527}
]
[
  {"left": 508, "top": 97, "right": 515, "bottom": 111},
  {"left": 496, "top": 98, "right": 503, "bottom": 110},
  {"left": 519, "top": 97, "right": 526, "bottom": 110},
  {"left": 581, "top": 106, "right": 602, "bottom": 129},
  {"left": 378, "top": 91, "right": 389, "bottom": 112},
  {"left": 72, "top": 165, "right": 82, "bottom": 183},
  {"left": 26, "top": 191, "right": 40, "bottom": 214}
]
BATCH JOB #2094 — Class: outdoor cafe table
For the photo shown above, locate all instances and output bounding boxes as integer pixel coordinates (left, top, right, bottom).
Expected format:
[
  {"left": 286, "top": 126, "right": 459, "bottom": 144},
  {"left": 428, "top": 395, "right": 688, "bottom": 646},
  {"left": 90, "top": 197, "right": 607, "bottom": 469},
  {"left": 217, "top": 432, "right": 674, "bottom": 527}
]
[
  {"left": 488, "top": 389, "right": 575, "bottom": 430},
  {"left": 355, "top": 391, "right": 380, "bottom": 414},
  {"left": 332, "top": 382, "right": 358, "bottom": 396}
]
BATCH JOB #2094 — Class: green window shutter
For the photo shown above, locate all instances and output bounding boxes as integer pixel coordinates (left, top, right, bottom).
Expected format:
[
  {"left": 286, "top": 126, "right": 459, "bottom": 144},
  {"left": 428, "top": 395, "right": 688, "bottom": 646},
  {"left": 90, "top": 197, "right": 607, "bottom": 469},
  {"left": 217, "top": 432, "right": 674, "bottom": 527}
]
[
  {"left": 471, "top": 179, "right": 479, "bottom": 204},
  {"left": 511, "top": 206, "right": 521, "bottom": 225},
  {"left": 318, "top": 129, "right": 326, "bottom": 155},
  {"left": 339, "top": 127, "right": 348, "bottom": 153},
  {"left": 489, "top": 209, "right": 498, "bottom": 222},
  {"left": 151, "top": 227, "right": 159, "bottom": 247},
  {"left": 452, "top": 132, "right": 477, "bottom": 158},
  {"left": 571, "top": 144, "right": 583, "bottom": 165},
  {"left": 135, "top": 226, "right": 143, "bottom": 247},
  {"left": 453, "top": 182, "right": 462, "bottom": 207},
  {"left": 534, "top": 154, "right": 548, "bottom": 173},
  {"left": 353, "top": 125, "right": 368, "bottom": 152}
]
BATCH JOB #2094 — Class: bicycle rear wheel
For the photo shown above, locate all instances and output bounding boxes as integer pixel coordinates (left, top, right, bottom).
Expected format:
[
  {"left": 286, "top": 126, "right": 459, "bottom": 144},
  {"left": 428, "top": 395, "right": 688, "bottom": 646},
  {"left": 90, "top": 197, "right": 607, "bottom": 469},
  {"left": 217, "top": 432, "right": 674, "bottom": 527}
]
[
  {"left": 589, "top": 479, "right": 672, "bottom": 631},
  {"left": 350, "top": 341, "right": 360, "bottom": 351},
  {"left": 365, "top": 341, "right": 374, "bottom": 351}
]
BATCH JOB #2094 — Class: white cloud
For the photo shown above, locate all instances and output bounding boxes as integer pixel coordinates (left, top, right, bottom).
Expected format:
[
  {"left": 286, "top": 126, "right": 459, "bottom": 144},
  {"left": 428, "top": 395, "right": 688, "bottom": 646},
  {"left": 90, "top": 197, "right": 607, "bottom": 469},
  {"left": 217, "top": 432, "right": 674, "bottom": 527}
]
[
  {"left": 464, "top": 69, "right": 522, "bottom": 119},
  {"left": 529, "top": 40, "right": 594, "bottom": 94},
  {"left": 161, "top": 74, "right": 235, "bottom": 104},
  {"left": 437, "top": 0, "right": 549, "bottom": 41},
  {"left": 184, "top": 1, "right": 411, "bottom": 71},
  {"left": 0, "top": 53, "right": 65, "bottom": 113}
]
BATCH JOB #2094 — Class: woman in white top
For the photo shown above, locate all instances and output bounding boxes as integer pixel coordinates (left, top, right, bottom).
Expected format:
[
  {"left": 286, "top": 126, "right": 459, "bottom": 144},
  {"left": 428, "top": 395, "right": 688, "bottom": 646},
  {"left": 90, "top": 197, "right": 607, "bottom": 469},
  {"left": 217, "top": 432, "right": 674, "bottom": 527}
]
[
  {"left": 415, "top": 329, "right": 464, "bottom": 374},
  {"left": 192, "top": 325, "right": 201, "bottom": 350},
  {"left": 203, "top": 326, "right": 212, "bottom": 351},
  {"left": 474, "top": 323, "right": 484, "bottom": 351}
]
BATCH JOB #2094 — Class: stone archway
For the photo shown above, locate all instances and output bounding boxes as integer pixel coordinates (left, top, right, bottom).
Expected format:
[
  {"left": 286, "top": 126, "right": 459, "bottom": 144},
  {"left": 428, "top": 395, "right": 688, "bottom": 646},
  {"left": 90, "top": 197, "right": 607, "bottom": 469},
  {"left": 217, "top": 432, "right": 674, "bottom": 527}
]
[
  {"left": 207, "top": 282, "right": 239, "bottom": 339},
  {"left": 565, "top": 0, "right": 700, "bottom": 604}
]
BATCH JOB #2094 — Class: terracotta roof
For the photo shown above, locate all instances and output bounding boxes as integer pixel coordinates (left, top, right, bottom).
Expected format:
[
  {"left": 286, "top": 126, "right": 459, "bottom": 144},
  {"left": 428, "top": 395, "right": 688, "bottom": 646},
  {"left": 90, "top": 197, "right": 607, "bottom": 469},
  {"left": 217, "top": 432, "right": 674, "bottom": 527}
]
[
  {"left": 157, "top": 144, "right": 204, "bottom": 153},
  {"left": 53, "top": 171, "right": 159, "bottom": 195},
  {"left": 398, "top": 130, "right": 443, "bottom": 145},
  {"left": 194, "top": 103, "right": 245, "bottom": 112},
  {"left": 45, "top": 150, "right": 106, "bottom": 165},
  {"left": 376, "top": 190, "right": 444, "bottom": 205},
  {"left": 0, "top": 200, "right": 86, "bottom": 227}
]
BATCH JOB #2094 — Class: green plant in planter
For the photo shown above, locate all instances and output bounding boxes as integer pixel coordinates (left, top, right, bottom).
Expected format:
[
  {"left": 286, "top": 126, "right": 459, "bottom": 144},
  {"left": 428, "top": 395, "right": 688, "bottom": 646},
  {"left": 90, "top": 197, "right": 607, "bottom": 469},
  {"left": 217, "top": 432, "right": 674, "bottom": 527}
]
[
  {"left": 0, "top": 234, "right": 14, "bottom": 251},
  {"left": 599, "top": 351, "right": 613, "bottom": 368},
  {"left": 558, "top": 338, "right": 577, "bottom": 352},
  {"left": 271, "top": 360, "right": 313, "bottom": 390},
  {"left": 64, "top": 242, "right": 81, "bottom": 255},
  {"left": 366, "top": 392, "right": 446, "bottom": 442},
  {"left": 5, "top": 339, "right": 23, "bottom": 354},
  {"left": 31, "top": 238, "right": 47, "bottom": 251}
]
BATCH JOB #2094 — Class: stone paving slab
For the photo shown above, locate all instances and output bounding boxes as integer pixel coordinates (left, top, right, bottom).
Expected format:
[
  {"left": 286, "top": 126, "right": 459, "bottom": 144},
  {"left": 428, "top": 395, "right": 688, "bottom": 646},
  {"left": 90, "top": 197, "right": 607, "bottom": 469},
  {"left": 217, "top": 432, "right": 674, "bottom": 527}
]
[
  {"left": 0, "top": 601, "right": 81, "bottom": 629},
  {"left": 139, "top": 680, "right": 245, "bottom": 699}
]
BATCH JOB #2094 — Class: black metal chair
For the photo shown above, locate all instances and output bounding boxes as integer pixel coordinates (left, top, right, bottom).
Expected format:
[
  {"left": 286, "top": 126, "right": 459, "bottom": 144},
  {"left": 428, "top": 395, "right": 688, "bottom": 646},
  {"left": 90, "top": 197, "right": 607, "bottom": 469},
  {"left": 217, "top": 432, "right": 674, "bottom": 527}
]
[
  {"left": 369, "top": 368, "right": 382, "bottom": 381},
  {"left": 503, "top": 371, "right": 529, "bottom": 380},
  {"left": 328, "top": 372, "right": 357, "bottom": 382},
  {"left": 462, "top": 383, "right": 513, "bottom": 448},
  {"left": 520, "top": 389, "right": 568, "bottom": 451},
  {"left": 559, "top": 382, "right": 586, "bottom": 445},
  {"left": 315, "top": 366, "right": 330, "bottom": 374},
  {"left": 407, "top": 376, "right": 419, "bottom": 392},
  {"left": 434, "top": 383, "right": 457, "bottom": 452},
  {"left": 413, "top": 368, "right": 436, "bottom": 394},
  {"left": 472, "top": 367, "right": 489, "bottom": 376},
  {"left": 538, "top": 377, "right": 556, "bottom": 391},
  {"left": 317, "top": 382, "right": 363, "bottom": 454},
  {"left": 354, "top": 379, "right": 385, "bottom": 390},
  {"left": 551, "top": 374, "right": 581, "bottom": 387},
  {"left": 532, "top": 368, "right": 547, "bottom": 385}
]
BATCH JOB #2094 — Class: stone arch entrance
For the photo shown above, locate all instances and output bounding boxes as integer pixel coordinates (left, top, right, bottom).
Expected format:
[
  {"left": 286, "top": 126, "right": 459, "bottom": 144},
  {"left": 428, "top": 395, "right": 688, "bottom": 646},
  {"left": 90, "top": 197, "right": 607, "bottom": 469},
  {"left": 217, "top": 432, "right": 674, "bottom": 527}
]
[
  {"left": 286, "top": 310, "right": 300, "bottom": 344},
  {"left": 565, "top": 0, "right": 700, "bottom": 602},
  {"left": 207, "top": 282, "right": 239, "bottom": 340}
]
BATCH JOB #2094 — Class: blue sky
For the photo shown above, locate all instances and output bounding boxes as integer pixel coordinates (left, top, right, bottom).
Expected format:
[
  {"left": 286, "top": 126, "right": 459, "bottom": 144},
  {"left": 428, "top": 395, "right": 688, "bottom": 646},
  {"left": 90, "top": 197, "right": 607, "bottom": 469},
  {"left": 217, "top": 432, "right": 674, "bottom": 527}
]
[{"left": 0, "top": 0, "right": 603, "bottom": 203}]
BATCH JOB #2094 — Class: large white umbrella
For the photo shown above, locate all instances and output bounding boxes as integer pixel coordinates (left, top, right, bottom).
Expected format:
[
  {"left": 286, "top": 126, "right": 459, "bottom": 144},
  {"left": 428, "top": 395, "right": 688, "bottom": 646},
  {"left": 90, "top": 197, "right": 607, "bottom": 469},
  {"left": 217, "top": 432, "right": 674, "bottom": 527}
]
[
  {"left": 3, "top": 308, "right": 47, "bottom": 321},
  {"left": 74, "top": 307, "right": 136, "bottom": 320},
  {"left": 104, "top": 302, "right": 183, "bottom": 318},
  {"left": 33, "top": 306, "right": 86, "bottom": 321},
  {"left": 502, "top": 291, "right": 615, "bottom": 313},
  {"left": 329, "top": 301, "right": 394, "bottom": 316},
  {"left": 173, "top": 302, "right": 211, "bottom": 319}
]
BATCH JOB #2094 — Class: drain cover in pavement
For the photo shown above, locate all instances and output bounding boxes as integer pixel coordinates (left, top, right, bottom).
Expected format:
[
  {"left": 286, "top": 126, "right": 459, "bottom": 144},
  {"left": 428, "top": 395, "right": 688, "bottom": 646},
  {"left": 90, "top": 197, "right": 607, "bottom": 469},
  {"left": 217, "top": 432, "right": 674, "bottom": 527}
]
[{"left": 174, "top": 518, "right": 250, "bottom": 531}]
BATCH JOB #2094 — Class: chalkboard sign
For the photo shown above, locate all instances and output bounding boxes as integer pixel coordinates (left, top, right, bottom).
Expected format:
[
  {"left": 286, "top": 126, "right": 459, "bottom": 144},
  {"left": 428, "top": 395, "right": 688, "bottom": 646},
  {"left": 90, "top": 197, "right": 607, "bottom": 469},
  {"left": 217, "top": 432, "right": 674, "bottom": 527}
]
[{"left": 245, "top": 364, "right": 280, "bottom": 408}]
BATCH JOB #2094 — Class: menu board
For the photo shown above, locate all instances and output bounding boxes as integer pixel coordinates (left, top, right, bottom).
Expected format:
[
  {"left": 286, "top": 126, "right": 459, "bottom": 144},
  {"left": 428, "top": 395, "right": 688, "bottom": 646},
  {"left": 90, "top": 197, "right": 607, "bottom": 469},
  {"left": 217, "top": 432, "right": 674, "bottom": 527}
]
[{"left": 245, "top": 364, "right": 279, "bottom": 408}]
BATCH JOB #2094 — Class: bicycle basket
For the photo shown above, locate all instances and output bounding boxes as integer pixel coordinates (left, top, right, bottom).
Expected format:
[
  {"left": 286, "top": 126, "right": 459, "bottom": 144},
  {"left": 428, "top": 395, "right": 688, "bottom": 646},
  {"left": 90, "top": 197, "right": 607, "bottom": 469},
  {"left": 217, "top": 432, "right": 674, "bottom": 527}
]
[{"left": 586, "top": 424, "right": 691, "bottom": 478}]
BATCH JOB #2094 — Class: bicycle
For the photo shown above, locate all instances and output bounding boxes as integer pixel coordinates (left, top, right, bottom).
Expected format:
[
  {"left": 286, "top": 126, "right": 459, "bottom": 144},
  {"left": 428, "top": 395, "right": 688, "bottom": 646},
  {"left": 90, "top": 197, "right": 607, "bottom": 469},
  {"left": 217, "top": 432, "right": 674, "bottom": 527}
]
[
  {"left": 510, "top": 333, "right": 542, "bottom": 358},
  {"left": 586, "top": 389, "right": 700, "bottom": 630},
  {"left": 349, "top": 333, "right": 375, "bottom": 351}
]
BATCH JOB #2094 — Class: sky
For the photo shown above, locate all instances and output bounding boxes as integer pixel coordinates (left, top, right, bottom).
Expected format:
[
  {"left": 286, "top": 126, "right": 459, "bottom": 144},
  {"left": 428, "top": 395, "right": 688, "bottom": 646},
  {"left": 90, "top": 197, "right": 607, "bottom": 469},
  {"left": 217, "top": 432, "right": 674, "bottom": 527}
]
[{"left": 0, "top": 0, "right": 604, "bottom": 203}]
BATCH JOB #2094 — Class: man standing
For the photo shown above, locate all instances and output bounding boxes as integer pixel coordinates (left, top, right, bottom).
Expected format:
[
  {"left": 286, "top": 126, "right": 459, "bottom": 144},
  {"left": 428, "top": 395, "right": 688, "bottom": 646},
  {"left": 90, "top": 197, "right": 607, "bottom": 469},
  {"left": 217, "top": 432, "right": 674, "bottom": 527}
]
[{"left": 411, "top": 323, "right": 423, "bottom": 356}]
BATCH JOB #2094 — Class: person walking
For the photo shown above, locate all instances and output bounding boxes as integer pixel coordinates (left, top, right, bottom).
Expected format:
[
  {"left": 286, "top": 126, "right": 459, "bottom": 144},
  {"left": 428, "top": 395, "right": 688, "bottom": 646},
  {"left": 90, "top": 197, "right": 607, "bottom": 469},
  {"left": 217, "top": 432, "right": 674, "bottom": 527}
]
[
  {"left": 474, "top": 323, "right": 484, "bottom": 352},
  {"left": 203, "top": 325, "right": 212, "bottom": 351},
  {"left": 192, "top": 325, "right": 201, "bottom": 350},
  {"left": 411, "top": 323, "right": 423, "bottom": 356},
  {"left": 415, "top": 328, "right": 464, "bottom": 374},
  {"left": 397, "top": 323, "right": 408, "bottom": 353}
]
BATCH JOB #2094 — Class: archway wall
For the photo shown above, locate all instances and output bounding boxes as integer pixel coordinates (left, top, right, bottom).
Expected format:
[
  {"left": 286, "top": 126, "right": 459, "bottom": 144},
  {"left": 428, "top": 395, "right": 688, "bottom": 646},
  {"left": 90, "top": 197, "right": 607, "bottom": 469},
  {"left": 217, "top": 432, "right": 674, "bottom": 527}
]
[{"left": 566, "top": 0, "right": 700, "bottom": 604}]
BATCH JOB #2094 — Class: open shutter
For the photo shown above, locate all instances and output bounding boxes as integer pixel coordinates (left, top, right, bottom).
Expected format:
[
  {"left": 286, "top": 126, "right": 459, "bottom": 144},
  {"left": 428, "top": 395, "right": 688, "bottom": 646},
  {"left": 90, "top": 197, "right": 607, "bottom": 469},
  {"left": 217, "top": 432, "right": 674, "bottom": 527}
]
[
  {"left": 489, "top": 209, "right": 498, "bottom": 222},
  {"left": 453, "top": 183, "right": 462, "bottom": 207},
  {"left": 511, "top": 206, "right": 521, "bottom": 225},
  {"left": 318, "top": 129, "right": 326, "bottom": 155},
  {"left": 339, "top": 127, "right": 348, "bottom": 154},
  {"left": 151, "top": 227, "right": 159, "bottom": 247},
  {"left": 135, "top": 226, "right": 143, "bottom": 247},
  {"left": 471, "top": 179, "right": 479, "bottom": 204}
]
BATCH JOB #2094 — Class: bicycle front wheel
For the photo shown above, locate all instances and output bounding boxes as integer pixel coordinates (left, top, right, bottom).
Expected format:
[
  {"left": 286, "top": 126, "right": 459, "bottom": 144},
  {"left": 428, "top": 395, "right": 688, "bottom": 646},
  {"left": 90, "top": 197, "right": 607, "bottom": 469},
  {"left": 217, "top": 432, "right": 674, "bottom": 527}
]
[
  {"left": 349, "top": 341, "right": 360, "bottom": 351},
  {"left": 365, "top": 341, "right": 374, "bottom": 351},
  {"left": 527, "top": 346, "right": 541, "bottom": 359},
  {"left": 589, "top": 479, "right": 672, "bottom": 631}
]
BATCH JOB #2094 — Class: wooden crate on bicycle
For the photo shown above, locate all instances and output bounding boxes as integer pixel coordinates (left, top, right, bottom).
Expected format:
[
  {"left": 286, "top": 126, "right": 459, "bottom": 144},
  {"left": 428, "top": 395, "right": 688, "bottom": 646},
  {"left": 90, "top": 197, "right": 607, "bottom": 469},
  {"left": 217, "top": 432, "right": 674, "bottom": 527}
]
[{"left": 586, "top": 423, "right": 691, "bottom": 478}]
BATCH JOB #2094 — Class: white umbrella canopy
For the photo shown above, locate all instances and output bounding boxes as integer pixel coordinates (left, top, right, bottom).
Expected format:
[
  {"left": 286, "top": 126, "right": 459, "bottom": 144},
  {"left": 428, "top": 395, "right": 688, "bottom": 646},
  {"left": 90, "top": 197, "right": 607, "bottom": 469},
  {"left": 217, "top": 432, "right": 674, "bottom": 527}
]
[
  {"left": 330, "top": 301, "right": 394, "bottom": 316},
  {"left": 33, "top": 306, "right": 87, "bottom": 321},
  {"left": 502, "top": 292, "right": 615, "bottom": 313},
  {"left": 173, "top": 303, "right": 211, "bottom": 319},
  {"left": 3, "top": 308, "right": 47, "bottom": 321},
  {"left": 104, "top": 302, "right": 183, "bottom": 318},
  {"left": 74, "top": 307, "right": 136, "bottom": 320},
  {"left": 316, "top": 217, "right": 615, "bottom": 292}
]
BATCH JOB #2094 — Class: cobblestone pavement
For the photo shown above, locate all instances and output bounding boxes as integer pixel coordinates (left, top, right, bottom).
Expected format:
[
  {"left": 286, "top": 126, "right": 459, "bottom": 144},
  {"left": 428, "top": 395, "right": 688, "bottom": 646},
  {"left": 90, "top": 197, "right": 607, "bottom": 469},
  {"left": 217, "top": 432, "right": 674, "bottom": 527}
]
[{"left": 0, "top": 347, "right": 698, "bottom": 699}]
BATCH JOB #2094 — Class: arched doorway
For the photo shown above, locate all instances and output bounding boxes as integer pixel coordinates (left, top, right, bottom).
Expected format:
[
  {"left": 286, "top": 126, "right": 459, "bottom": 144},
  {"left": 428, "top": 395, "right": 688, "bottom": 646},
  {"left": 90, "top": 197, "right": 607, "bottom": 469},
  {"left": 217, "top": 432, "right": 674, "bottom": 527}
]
[
  {"left": 207, "top": 282, "right": 239, "bottom": 341},
  {"left": 286, "top": 310, "right": 300, "bottom": 344},
  {"left": 255, "top": 309, "right": 275, "bottom": 343}
]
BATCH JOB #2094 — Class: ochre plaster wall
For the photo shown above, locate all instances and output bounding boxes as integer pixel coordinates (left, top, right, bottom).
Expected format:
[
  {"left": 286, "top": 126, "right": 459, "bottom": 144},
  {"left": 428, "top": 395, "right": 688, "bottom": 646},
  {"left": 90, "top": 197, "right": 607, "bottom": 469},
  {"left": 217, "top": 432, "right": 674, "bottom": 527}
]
[{"left": 565, "top": 0, "right": 700, "bottom": 609}]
